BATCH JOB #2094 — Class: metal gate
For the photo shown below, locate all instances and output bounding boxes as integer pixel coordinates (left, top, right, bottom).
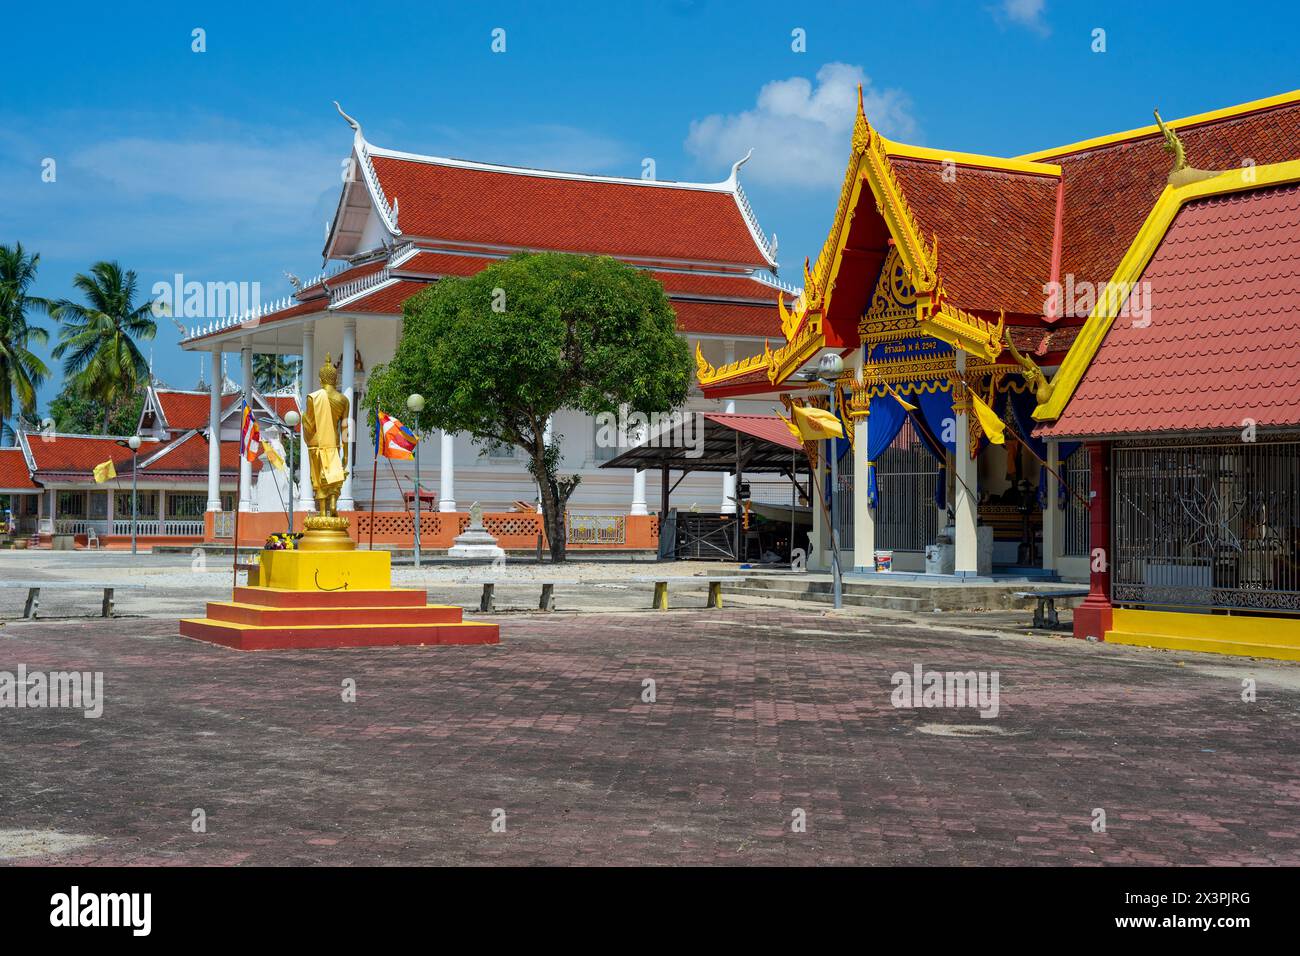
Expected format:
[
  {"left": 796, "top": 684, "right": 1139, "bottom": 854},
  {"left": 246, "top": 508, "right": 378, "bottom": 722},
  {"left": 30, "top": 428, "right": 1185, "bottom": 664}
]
[
  {"left": 874, "top": 418, "right": 939, "bottom": 551},
  {"left": 1112, "top": 439, "right": 1300, "bottom": 613},
  {"left": 832, "top": 439, "right": 854, "bottom": 553}
]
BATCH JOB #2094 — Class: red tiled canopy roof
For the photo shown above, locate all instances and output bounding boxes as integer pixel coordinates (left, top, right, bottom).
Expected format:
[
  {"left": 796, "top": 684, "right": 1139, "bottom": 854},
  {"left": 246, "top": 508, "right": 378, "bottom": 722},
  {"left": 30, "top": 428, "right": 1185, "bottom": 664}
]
[
  {"left": 137, "top": 431, "right": 252, "bottom": 478},
  {"left": 1038, "top": 181, "right": 1300, "bottom": 438},
  {"left": 0, "top": 447, "right": 38, "bottom": 490},
  {"left": 369, "top": 153, "right": 773, "bottom": 267}
]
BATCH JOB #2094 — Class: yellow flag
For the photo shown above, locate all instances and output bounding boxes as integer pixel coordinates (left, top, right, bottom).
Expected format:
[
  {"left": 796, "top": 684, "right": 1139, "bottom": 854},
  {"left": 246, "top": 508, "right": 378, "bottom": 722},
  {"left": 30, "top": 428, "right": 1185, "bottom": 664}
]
[
  {"left": 263, "top": 436, "right": 287, "bottom": 473},
  {"left": 776, "top": 412, "right": 802, "bottom": 442},
  {"left": 791, "top": 404, "right": 843, "bottom": 441},
  {"left": 885, "top": 383, "right": 918, "bottom": 412},
  {"left": 969, "top": 392, "right": 1006, "bottom": 445},
  {"left": 93, "top": 459, "right": 116, "bottom": 483}
]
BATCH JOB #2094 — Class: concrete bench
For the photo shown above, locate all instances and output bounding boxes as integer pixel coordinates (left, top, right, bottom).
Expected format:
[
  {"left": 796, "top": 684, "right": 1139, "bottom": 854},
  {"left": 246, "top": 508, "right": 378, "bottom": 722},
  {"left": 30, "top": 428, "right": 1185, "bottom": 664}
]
[
  {"left": 632, "top": 576, "right": 729, "bottom": 611},
  {"left": 4, "top": 581, "right": 148, "bottom": 620},
  {"left": 1014, "top": 587, "right": 1089, "bottom": 630}
]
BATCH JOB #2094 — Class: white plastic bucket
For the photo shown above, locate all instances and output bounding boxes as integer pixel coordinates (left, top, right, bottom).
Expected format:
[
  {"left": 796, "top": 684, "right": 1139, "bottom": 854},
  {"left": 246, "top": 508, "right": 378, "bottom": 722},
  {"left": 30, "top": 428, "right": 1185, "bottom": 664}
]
[{"left": 874, "top": 550, "right": 894, "bottom": 573}]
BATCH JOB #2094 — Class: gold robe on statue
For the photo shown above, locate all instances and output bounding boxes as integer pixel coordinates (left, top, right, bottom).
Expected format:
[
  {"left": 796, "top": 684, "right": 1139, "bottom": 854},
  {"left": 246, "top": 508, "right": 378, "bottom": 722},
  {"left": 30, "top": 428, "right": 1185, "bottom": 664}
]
[{"left": 306, "top": 387, "right": 347, "bottom": 492}]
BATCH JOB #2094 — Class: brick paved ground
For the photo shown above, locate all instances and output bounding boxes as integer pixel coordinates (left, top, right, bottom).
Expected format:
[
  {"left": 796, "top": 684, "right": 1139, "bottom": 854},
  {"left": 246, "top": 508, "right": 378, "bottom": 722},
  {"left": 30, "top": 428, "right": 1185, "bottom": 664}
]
[{"left": 2, "top": 609, "right": 1298, "bottom": 865}]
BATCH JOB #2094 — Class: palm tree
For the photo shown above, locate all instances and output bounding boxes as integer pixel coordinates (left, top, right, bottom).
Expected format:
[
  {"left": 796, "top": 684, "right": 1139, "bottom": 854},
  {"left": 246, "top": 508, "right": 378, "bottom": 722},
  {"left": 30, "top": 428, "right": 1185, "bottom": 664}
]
[
  {"left": 0, "top": 243, "right": 52, "bottom": 444},
  {"left": 253, "top": 353, "right": 302, "bottom": 393},
  {"left": 51, "top": 261, "right": 157, "bottom": 434}
]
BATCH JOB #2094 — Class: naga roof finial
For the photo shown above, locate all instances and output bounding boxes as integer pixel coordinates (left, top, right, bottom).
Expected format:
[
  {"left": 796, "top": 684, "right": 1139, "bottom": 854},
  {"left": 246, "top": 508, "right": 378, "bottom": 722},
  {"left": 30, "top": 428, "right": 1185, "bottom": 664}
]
[{"left": 1153, "top": 108, "right": 1187, "bottom": 173}]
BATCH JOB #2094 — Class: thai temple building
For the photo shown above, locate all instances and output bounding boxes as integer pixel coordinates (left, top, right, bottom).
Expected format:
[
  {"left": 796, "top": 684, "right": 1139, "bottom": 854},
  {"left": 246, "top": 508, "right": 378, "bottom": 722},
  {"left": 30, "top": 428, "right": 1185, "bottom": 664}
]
[
  {"left": 168, "top": 105, "right": 795, "bottom": 550},
  {"left": 697, "top": 87, "right": 1300, "bottom": 659}
]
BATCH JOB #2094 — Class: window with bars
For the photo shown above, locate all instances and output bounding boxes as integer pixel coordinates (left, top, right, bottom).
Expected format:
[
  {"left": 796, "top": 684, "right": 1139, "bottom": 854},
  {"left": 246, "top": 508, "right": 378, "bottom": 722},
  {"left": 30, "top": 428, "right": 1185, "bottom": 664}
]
[
  {"left": 115, "top": 491, "right": 159, "bottom": 518},
  {"left": 167, "top": 493, "right": 207, "bottom": 518},
  {"left": 1063, "top": 445, "right": 1090, "bottom": 557},
  {"left": 57, "top": 491, "right": 87, "bottom": 518},
  {"left": 1111, "top": 439, "right": 1300, "bottom": 614}
]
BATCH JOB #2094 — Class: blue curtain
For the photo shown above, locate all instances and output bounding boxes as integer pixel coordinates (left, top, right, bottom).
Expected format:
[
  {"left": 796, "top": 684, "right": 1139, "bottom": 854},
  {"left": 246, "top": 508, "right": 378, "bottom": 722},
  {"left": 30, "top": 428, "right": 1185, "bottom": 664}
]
[
  {"left": 907, "top": 402, "right": 949, "bottom": 511},
  {"left": 864, "top": 390, "right": 908, "bottom": 508},
  {"left": 1004, "top": 387, "right": 1078, "bottom": 508}
]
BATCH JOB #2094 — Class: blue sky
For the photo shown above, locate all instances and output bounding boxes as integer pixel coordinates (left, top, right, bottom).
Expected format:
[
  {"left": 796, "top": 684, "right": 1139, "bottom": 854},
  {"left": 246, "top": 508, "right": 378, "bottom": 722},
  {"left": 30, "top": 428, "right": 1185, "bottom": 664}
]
[{"left": 3, "top": 0, "right": 1298, "bottom": 410}]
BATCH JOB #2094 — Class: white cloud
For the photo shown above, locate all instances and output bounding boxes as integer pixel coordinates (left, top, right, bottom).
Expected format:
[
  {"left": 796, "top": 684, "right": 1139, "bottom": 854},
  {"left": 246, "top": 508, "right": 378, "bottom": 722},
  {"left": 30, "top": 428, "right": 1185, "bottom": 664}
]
[
  {"left": 684, "top": 63, "right": 917, "bottom": 189},
  {"left": 997, "top": 0, "right": 1050, "bottom": 36}
]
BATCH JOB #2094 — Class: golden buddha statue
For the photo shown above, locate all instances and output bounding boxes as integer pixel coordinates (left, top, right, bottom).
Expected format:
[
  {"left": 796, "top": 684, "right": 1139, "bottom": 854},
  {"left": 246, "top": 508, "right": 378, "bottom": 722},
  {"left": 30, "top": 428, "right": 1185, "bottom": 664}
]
[{"left": 301, "top": 353, "right": 353, "bottom": 550}]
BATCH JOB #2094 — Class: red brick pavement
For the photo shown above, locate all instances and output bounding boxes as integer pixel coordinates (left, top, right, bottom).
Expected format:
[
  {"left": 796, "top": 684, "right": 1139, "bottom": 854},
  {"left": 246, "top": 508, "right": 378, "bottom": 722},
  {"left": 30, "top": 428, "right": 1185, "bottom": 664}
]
[{"left": 1, "top": 610, "right": 1298, "bottom": 866}]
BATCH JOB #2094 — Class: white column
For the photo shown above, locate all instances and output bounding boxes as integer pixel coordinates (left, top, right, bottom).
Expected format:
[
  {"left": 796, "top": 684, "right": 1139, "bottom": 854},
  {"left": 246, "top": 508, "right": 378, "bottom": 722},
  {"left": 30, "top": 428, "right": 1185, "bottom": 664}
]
[
  {"left": 338, "top": 318, "right": 357, "bottom": 511},
  {"left": 298, "top": 324, "right": 314, "bottom": 511},
  {"left": 720, "top": 398, "right": 737, "bottom": 513},
  {"left": 953, "top": 354, "right": 978, "bottom": 574},
  {"left": 157, "top": 489, "right": 166, "bottom": 528},
  {"left": 439, "top": 430, "right": 456, "bottom": 512},
  {"left": 853, "top": 353, "right": 875, "bottom": 571},
  {"left": 206, "top": 349, "right": 222, "bottom": 511},
  {"left": 1043, "top": 439, "right": 1060, "bottom": 572},
  {"left": 630, "top": 419, "right": 648, "bottom": 516},
  {"left": 239, "top": 340, "right": 253, "bottom": 512}
]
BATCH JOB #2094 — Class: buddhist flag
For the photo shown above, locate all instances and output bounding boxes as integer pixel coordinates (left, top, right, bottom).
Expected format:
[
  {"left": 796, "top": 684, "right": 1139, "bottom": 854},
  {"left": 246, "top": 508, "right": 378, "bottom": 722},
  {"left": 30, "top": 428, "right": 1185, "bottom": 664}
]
[
  {"left": 239, "top": 404, "right": 261, "bottom": 463},
  {"left": 92, "top": 459, "right": 116, "bottom": 483},
  {"left": 376, "top": 411, "right": 418, "bottom": 460},
  {"left": 969, "top": 391, "right": 1006, "bottom": 446},
  {"left": 790, "top": 403, "right": 844, "bottom": 441}
]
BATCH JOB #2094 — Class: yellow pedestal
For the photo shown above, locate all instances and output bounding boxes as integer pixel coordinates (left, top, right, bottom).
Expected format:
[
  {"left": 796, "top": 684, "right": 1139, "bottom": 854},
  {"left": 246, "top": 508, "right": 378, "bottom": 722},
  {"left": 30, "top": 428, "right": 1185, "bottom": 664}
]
[{"left": 258, "top": 549, "right": 392, "bottom": 592}]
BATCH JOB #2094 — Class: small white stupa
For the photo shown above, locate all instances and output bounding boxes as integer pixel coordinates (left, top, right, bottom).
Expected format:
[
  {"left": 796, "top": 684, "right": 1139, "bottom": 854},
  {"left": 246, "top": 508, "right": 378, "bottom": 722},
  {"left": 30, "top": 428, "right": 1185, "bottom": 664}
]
[{"left": 448, "top": 501, "right": 505, "bottom": 562}]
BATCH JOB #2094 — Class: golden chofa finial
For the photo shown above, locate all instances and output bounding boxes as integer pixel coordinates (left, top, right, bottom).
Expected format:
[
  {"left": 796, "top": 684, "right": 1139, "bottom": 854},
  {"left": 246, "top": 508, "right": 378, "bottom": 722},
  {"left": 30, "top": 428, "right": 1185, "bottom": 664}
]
[{"left": 319, "top": 351, "right": 338, "bottom": 386}]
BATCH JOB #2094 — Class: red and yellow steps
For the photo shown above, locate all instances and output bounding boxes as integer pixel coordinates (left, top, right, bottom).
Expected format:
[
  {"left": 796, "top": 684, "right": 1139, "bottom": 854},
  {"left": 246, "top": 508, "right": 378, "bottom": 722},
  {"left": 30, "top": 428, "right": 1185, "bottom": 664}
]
[{"left": 180, "top": 550, "right": 499, "bottom": 651}]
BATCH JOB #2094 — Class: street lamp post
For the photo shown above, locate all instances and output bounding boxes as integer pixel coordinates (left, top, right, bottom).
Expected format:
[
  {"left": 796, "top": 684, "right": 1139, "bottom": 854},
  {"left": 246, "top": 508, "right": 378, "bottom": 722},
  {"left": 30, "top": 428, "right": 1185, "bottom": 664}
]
[
  {"left": 284, "top": 410, "right": 301, "bottom": 533},
  {"left": 817, "top": 354, "right": 845, "bottom": 610},
  {"left": 407, "top": 393, "right": 425, "bottom": 568},
  {"left": 117, "top": 435, "right": 142, "bottom": 555}
]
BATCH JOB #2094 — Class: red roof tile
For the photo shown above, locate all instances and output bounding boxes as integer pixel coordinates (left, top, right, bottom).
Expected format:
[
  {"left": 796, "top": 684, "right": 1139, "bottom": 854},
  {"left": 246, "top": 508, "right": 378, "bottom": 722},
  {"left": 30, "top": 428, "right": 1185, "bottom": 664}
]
[
  {"left": 369, "top": 154, "right": 772, "bottom": 267},
  {"left": 138, "top": 432, "right": 252, "bottom": 476},
  {"left": 891, "top": 158, "right": 1059, "bottom": 316},
  {"left": 703, "top": 413, "right": 802, "bottom": 451},
  {"left": 671, "top": 300, "right": 782, "bottom": 338},
  {"left": 0, "top": 447, "right": 38, "bottom": 490},
  {"left": 1045, "top": 100, "right": 1300, "bottom": 307},
  {"left": 27, "top": 435, "right": 158, "bottom": 477},
  {"left": 654, "top": 271, "right": 790, "bottom": 302},
  {"left": 1038, "top": 181, "right": 1300, "bottom": 438},
  {"left": 155, "top": 390, "right": 240, "bottom": 430}
]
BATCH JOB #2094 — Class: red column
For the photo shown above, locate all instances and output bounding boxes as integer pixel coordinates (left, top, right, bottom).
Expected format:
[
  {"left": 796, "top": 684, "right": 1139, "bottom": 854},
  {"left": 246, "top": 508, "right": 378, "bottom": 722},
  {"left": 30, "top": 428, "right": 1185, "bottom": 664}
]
[{"left": 1073, "top": 440, "right": 1113, "bottom": 640}]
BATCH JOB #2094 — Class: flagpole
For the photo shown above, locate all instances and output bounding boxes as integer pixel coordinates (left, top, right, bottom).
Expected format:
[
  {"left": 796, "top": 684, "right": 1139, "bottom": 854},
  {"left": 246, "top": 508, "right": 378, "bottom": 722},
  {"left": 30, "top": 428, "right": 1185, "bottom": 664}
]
[
  {"left": 369, "top": 447, "right": 379, "bottom": 551},
  {"left": 231, "top": 452, "right": 242, "bottom": 590}
]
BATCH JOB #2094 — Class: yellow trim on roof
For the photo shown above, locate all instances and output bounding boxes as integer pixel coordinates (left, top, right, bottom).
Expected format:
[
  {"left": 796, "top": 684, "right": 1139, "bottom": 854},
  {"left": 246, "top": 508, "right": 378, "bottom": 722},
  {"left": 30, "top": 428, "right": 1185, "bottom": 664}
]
[
  {"left": 1018, "top": 89, "right": 1300, "bottom": 162},
  {"left": 883, "top": 138, "right": 1061, "bottom": 177},
  {"left": 1033, "top": 158, "right": 1300, "bottom": 422}
]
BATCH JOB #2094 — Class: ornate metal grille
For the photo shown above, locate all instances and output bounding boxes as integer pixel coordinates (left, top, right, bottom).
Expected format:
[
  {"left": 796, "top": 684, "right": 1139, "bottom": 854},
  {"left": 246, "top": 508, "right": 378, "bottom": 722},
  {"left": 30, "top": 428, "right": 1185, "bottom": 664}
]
[
  {"left": 875, "top": 418, "right": 939, "bottom": 552},
  {"left": 1063, "top": 445, "right": 1090, "bottom": 557},
  {"left": 1112, "top": 440, "right": 1300, "bottom": 614},
  {"left": 833, "top": 442, "right": 854, "bottom": 552}
]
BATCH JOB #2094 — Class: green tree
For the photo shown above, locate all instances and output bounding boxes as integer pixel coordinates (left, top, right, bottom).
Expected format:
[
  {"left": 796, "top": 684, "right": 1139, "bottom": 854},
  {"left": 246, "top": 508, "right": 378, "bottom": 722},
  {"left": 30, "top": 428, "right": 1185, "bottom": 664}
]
[
  {"left": 366, "top": 252, "right": 690, "bottom": 561},
  {"left": 47, "top": 379, "right": 145, "bottom": 435},
  {"left": 50, "top": 261, "right": 157, "bottom": 434},
  {"left": 0, "top": 243, "right": 52, "bottom": 443},
  {"left": 253, "top": 353, "right": 302, "bottom": 393}
]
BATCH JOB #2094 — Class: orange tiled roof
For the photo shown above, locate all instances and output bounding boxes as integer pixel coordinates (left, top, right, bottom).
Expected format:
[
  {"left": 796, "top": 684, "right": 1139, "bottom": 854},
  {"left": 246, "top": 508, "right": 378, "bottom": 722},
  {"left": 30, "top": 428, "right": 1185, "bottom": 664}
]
[
  {"left": 370, "top": 155, "right": 772, "bottom": 267},
  {"left": 0, "top": 447, "right": 38, "bottom": 490}
]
